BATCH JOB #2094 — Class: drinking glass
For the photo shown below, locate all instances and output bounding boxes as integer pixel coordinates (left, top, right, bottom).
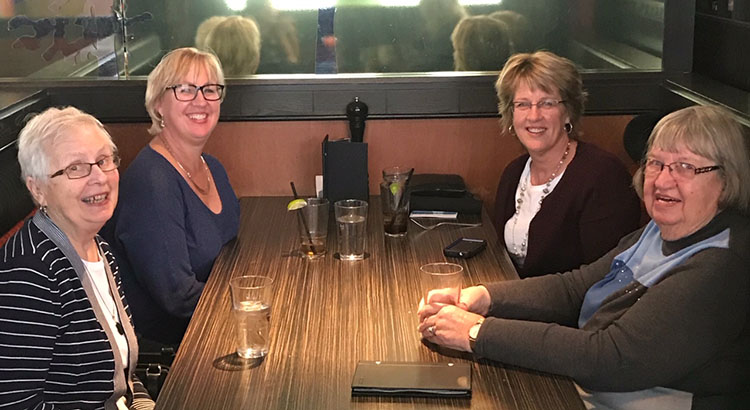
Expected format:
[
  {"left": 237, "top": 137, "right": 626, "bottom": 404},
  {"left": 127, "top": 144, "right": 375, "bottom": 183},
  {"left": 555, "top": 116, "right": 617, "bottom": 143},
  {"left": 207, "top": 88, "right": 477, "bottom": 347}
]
[
  {"left": 420, "top": 262, "right": 463, "bottom": 305},
  {"left": 380, "top": 166, "right": 411, "bottom": 237},
  {"left": 296, "top": 197, "right": 329, "bottom": 259},
  {"left": 229, "top": 275, "right": 273, "bottom": 359},
  {"left": 334, "top": 199, "right": 368, "bottom": 260}
]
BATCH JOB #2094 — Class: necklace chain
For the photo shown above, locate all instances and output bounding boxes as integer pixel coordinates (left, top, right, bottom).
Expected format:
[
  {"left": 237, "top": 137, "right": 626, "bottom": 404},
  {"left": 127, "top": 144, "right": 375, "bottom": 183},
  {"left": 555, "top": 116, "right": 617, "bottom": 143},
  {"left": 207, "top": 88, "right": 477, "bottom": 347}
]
[
  {"left": 82, "top": 250, "right": 125, "bottom": 335},
  {"left": 160, "top": 136, "right": 211, "bottom": 195},
  {"left": 509, "top": 140, "right": 571, "bottom": 261}
]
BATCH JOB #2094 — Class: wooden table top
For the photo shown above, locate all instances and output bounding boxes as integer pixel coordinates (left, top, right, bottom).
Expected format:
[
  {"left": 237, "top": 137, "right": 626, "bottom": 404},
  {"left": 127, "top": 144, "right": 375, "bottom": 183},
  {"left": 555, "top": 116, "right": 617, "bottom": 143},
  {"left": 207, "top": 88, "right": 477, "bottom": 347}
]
[{"left": 155, "top": 196, "right": 584, "bottom": 410}]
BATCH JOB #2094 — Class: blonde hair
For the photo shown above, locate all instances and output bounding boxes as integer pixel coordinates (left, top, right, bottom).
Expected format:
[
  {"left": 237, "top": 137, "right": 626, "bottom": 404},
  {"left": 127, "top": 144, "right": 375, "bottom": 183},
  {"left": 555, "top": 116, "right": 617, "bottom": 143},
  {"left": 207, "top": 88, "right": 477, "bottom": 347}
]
[
  {"left": 451, "top": 16, "right": 513, "bottom": 71},
  {"left": 204, "top": 16, "right": 261, "bottom": 76},
  {"left": 17, "top": 106, "right": 115, "bottom": 183},
  {"left": 495, "top": 51, "right": 586, "bottom": 136},
  {"left": 632, "top": 105, "right": 750, "bottom": 214},
  {"left": 195, "top": 16, "right": 227, "bottom": 50},
  {"left": 144, "top": 47, "right": 225, "bottom": 135}
]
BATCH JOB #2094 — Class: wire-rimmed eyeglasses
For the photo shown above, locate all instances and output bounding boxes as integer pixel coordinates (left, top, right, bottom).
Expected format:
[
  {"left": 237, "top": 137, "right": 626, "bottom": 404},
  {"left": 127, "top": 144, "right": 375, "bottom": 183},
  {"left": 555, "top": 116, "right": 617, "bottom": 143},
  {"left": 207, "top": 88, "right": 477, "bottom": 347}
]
[
  {"left": 49, "top": 154, "right": 121, "bottom": 179},
  {"left": 644, "top": 158, "right": 722, "bottom": 180},
  {"left": 166, "top": 84, "right": 225, "bottom": 101},
  {"left": 512, "top": 99, "right": 565, "bottom": 112}
]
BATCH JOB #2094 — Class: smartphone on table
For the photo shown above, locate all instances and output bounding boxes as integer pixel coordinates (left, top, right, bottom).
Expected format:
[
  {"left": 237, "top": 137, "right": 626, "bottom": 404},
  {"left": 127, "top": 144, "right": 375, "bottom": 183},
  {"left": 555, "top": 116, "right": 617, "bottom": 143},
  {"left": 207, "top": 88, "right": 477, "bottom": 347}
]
[{"left": 443, "top": 237, "right": 487, "bottom": 258}]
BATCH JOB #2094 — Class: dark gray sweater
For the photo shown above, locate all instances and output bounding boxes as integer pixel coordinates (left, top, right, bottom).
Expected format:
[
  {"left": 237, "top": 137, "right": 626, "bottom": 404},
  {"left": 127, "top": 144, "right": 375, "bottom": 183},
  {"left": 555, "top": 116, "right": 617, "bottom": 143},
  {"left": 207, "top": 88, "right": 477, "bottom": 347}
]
[{"left": 476, "top": 210, "right": 750, "bottom": 409}]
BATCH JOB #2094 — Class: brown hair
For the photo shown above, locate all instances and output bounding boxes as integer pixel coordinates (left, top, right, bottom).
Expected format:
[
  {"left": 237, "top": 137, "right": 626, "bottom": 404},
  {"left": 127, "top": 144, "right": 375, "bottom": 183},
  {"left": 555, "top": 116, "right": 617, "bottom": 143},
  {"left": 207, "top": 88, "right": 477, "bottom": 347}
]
[{"left": 494, "top": 51, "right": 586, "bottom": 136}]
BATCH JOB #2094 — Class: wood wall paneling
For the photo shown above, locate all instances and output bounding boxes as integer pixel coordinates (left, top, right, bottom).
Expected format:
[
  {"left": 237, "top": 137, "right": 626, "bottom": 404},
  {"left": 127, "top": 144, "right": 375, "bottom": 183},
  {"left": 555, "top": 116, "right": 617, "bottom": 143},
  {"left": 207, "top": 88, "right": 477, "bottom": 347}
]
[{"left": 105, "top": 115, "right": 634, "bottom": 219}]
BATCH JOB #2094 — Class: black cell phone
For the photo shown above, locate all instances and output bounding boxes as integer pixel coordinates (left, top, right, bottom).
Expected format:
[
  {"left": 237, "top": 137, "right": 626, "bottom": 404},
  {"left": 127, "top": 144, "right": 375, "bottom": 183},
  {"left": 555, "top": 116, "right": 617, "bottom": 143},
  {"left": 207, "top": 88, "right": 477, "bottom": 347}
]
[
  {"left": 443, "top": 237, "right": 487, "bottom": 258},
  {"left": 351, "top": 361, "right": 471, "bottom": 397}
]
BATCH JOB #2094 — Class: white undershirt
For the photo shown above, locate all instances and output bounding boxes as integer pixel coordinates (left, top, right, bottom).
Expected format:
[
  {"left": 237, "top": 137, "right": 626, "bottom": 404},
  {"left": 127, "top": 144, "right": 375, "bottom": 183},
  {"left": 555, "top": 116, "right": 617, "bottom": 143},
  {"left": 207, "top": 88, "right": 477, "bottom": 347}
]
[
  {"left": 504, "top": 158, "right": 565, "bottom": 266},
  {"left": 82, "top": 258, "right": 129, "bottom": 368}
]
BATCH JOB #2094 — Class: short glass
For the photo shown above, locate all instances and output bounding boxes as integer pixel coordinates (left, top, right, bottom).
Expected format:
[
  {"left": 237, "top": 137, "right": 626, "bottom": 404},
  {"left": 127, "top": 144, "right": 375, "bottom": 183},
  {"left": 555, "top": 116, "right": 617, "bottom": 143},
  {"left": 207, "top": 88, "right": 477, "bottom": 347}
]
[
  {"left": 380, "top": 166, "right": 411, "bottom": 237},
  {"left": 420, "top": 262, "right": 464, "bottom": 305},
  {"left": 296, "top": 197, "right": 329, "bottom": 259},
  {"left": 334, "top": 199, "right": 368, "bottom": 260},
  {"left": 229, "top": 275, "right": 274, "bottom": 359}
]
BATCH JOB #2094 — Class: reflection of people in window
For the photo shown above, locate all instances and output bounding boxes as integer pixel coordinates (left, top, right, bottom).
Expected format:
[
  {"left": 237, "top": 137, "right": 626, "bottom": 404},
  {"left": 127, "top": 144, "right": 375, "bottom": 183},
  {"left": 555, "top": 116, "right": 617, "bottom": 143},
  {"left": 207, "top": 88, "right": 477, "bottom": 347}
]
[
  {"left": 451, "top": 16, "right": 513, "bottom": 71},
  {"left": 200, "top": 16, "right": 262, "bottom": 76},
  {"left": 243, "top": 0, "right": 300, "bottom": 73},
  {"left": 489, "top": 10, "right": 534, "bottom": 53},
  {"left": 416, "top": 0, "right": 467, "bottom": 71},
  {"left": 195, "top": 16, "right": 226, "bottom": 50}
]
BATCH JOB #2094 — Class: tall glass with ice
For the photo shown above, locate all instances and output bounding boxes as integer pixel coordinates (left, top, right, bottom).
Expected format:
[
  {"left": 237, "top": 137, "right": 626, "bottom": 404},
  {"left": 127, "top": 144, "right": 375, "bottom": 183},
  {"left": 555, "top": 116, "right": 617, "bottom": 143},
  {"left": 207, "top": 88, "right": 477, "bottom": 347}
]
[{"left": 229, "top": 275, "right": 274, "bottom": 359}]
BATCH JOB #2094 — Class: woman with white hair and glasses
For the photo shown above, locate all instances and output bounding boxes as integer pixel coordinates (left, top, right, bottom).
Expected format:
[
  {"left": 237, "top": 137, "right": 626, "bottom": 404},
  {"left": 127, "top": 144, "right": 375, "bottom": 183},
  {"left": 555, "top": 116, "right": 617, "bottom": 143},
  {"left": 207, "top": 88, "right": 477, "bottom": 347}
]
[
  {"left": 0, "top": 106, "right": 153, "bottom": 409},
  {"left": 419, "top": 105, "right": 750, "bottom": 409},
  {"left": 104, "top": 47, "right": 239, "bottom": 349}
]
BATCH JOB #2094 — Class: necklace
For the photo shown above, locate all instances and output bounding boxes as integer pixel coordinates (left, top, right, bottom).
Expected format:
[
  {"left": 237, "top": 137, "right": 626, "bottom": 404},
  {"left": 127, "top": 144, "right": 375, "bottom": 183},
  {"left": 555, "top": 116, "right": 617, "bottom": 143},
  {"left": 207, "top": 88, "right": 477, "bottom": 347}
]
[
  {"left": 508, "top": 140, "right": 571, "bottom": 261},
  {"left": 160, "top": 136, "right": 211, "bottom": 195},
  {"left": 83, "top": 251, "right": 125, "bottom": 335}
]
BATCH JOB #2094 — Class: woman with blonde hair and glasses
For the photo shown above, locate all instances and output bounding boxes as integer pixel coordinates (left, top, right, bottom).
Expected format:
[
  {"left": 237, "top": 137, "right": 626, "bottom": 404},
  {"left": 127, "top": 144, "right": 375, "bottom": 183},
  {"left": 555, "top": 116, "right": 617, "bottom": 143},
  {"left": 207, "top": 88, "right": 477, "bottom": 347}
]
[
  {"left": 420, "top": 105, "right": 750, "bottom": 409},
  {"left": 493, "top": 51, "right": 641, "bottom": 278},
  {"left": 104, "top": 47, "right": 239, "bottom": 348}
]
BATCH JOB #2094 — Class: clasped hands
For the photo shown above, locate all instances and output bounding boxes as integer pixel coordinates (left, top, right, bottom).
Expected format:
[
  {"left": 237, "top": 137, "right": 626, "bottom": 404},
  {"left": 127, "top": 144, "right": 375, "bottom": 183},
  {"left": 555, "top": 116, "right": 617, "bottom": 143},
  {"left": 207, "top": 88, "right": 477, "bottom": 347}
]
[{"left": 417, "top": 285, "right": 491, "bottom": 352}]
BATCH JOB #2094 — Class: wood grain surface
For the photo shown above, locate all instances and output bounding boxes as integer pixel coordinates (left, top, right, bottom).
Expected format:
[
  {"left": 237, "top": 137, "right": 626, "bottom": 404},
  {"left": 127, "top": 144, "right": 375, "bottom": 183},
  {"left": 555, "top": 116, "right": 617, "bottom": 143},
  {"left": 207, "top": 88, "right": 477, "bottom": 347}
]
[{"left": 154, "top": 197, "right": 585, "bottom": 410}]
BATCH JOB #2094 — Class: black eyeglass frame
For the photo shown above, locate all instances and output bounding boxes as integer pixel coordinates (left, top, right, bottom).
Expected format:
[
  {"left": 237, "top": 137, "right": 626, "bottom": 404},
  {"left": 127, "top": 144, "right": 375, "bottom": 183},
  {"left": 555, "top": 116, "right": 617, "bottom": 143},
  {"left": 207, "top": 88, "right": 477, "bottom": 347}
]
[
  {"left": 165, "top": 84, "right": 226, "bottom": 101},
  {"left": 644, "top": 159, "right": 723, "bottom": 177},
  {"left": 49, "top": 154, "right": 121, "bottom": 180}
]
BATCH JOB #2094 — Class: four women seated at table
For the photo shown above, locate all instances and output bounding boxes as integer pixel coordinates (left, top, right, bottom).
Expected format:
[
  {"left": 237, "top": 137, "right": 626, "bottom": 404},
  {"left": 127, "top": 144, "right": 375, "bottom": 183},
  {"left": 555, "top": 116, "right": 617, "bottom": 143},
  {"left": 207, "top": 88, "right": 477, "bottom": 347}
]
[
  {"left": 2, "top": 45, "right": 747, "bottom": 408},
  {"left": 102, "top": 47, "right": 240, "bottom": 348},
  {"left": 0, "top": 107, "right": 154, "bottom": 409},
  {"left": 493, "top": 51, "right": 642, "bottom": 278},
  {"left": 419, "top": 104, "right": 750, "bottom": 409}
]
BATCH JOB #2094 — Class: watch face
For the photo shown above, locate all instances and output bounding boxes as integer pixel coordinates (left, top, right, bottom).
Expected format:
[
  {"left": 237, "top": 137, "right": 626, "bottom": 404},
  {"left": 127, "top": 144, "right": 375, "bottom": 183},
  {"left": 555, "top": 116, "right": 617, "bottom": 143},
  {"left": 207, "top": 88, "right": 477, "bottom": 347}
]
[{"left": 469, "top": 323, "right": 481, "bottom": 340}]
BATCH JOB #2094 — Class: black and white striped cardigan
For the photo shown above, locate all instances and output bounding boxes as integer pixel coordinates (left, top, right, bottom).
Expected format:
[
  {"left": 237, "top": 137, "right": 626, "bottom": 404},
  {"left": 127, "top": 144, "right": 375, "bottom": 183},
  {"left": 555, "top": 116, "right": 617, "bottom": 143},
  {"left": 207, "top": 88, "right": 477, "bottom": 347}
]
[{"left": 0, "top": 213, "right": 149, "bottom": 409}]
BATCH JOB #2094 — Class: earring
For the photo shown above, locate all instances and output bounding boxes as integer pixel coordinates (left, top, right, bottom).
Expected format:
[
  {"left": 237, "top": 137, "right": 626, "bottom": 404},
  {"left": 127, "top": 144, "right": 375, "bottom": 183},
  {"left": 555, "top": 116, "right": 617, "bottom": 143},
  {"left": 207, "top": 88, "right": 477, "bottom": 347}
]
[
  {"left": 159, "top": 118, "right": 165, "bottom": 128},
  {"left": 508, "top": 125, "right": 515, "bottom": 135},
  {"left": 564, "top": 123, "right": 573, "bottom": 134},
  {"left": 39, "top": 205, "right": 48, "bottom": 215}
]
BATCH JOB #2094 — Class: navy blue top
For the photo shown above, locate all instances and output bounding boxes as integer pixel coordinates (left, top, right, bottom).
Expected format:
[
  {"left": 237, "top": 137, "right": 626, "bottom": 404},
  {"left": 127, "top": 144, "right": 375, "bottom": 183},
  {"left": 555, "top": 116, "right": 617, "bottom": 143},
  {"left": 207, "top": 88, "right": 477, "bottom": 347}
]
[{"left": 103, "top": 145, "right": 239, "bottom": 345}]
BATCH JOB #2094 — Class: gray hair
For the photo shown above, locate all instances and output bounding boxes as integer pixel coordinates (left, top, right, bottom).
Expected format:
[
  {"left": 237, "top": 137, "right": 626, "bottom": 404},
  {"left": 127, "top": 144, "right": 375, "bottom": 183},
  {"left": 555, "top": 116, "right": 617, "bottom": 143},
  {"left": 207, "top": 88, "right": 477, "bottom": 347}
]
[
  {"left": 17, "top": 106, "right": 115, "bottom": 183},
  {"left": 633, "top": 105, "right": 750, "bottom": 214}
]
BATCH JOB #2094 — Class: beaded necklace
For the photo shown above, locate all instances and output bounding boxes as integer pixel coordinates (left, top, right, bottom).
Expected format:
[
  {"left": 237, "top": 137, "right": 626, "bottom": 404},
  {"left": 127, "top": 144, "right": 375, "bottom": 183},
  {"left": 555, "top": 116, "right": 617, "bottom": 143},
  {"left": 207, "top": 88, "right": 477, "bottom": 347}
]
[
  {"left": 160, "top": 135, "right": 211, "bottom": 195},
  {"left": 508, "top": 140, "right": 571, "bottom": 262}
]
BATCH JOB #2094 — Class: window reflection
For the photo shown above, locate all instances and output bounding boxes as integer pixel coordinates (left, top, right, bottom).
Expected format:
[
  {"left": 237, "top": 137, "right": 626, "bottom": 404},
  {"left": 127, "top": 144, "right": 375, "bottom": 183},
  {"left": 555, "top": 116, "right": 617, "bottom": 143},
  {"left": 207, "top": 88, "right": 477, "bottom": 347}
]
[{"left": 0, "top": 0, "right": 664, "bottom": 78}]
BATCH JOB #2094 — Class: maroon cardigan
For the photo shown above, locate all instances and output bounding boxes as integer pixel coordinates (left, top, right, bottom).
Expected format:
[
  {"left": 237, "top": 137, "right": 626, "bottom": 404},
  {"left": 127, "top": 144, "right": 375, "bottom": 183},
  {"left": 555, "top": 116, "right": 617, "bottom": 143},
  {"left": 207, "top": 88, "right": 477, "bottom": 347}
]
[{"left": 494, "top": 142, "right": 642, "bottom": 278}]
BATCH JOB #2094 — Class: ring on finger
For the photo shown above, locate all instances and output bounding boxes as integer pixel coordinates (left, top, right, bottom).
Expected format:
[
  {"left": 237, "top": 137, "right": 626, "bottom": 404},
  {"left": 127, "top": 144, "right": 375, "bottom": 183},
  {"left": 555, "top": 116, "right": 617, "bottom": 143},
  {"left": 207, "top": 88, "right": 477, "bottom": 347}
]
[{"left": 428, "top": 325, "right": 435, "bottom": 335}]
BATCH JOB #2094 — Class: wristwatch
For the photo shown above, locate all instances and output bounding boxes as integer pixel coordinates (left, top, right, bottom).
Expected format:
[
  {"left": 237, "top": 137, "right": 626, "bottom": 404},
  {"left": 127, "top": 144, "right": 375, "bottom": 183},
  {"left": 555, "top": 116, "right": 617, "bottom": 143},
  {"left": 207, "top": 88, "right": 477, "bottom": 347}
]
[{"left": 468, "top": 318, "right": 485, "bottom": 353}]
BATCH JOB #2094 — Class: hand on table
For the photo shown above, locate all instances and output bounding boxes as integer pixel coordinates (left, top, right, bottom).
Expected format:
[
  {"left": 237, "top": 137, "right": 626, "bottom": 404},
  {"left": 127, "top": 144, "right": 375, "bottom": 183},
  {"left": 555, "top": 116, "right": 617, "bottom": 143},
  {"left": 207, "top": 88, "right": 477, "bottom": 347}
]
[
  {"left": 416, "top": 285, "right": 490, "bottom": 352},
  {"left": 417, "top": 285, "right": 491, "bottom": 323},
  {"left": 417, "top": 304, "right": 484, "bottom": 352}
]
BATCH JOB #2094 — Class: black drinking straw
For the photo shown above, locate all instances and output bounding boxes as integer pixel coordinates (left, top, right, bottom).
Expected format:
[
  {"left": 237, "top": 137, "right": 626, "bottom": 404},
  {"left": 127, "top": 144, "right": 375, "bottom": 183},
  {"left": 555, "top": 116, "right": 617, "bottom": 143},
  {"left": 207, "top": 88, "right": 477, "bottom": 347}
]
[{"left": 290, "top": 182, "right": 314, "bottom": 248}]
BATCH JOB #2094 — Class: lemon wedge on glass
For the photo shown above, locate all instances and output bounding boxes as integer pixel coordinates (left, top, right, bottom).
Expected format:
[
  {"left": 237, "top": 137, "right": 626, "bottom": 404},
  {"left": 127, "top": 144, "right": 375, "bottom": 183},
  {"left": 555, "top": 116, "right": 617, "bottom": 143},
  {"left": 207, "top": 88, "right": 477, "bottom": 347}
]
[{"left": 287, "top": 198, "right": 308, "bottom": 211}]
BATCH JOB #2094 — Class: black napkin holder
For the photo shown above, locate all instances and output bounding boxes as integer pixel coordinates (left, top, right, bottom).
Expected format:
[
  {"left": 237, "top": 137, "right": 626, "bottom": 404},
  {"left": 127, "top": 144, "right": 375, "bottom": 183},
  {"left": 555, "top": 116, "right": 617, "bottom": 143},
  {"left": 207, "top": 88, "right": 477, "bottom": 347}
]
[
  {"left": 409, "top": 174, "right": 482, "bottom": 214},
  {"left": 322, "top": 136, "right": 369, "bottom": 203}
]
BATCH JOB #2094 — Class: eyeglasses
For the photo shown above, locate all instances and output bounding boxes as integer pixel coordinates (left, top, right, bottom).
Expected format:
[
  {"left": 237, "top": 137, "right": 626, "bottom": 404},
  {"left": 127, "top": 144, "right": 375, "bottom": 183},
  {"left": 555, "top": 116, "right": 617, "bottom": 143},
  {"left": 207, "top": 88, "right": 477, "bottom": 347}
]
[
  {"left": 512, "top": 99, "right": 565, "bottom": 112},
  {"left": 166, "top": 84, "right": 225, "bottom": 101},
  {"left": 50, "top": 154, "right": 121, "bottom": 180},
  {"left": 644, "top": 158, "right": 722, "bottom": 180}
]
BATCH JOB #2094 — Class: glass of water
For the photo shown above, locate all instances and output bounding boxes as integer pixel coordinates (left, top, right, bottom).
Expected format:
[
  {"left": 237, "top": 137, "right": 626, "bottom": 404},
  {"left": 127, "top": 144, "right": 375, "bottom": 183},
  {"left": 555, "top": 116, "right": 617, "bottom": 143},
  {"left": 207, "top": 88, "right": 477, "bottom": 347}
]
[
  {"left": 229, "top": 275, "right": 274, "bottom": 359},
  {"left": 334, "top": 199, "right": 368, "bottom": 260}
]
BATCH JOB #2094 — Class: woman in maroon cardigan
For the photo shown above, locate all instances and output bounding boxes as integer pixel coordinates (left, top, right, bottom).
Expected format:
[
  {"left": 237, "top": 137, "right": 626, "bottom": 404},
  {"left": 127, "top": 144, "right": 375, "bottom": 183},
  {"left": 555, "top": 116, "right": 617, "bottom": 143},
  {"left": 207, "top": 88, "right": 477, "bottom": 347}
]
[{"left": 493, "top": 51, "right": 641, "bottom": 278}]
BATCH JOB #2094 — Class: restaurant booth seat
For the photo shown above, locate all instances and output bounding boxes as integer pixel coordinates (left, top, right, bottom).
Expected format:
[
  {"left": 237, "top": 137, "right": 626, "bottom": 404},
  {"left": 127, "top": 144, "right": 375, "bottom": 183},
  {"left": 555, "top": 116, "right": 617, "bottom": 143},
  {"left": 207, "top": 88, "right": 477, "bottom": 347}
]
[{"left": 0, "top": 142, "right": 34, "bottom": 246}]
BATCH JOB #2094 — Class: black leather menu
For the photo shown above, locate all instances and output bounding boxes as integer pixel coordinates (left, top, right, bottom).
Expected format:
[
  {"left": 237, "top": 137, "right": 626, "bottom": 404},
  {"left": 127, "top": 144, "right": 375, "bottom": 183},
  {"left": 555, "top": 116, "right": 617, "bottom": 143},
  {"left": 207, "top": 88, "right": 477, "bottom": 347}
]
[{"left": 351, "top": 361, "right": 472, "bottom": 398}]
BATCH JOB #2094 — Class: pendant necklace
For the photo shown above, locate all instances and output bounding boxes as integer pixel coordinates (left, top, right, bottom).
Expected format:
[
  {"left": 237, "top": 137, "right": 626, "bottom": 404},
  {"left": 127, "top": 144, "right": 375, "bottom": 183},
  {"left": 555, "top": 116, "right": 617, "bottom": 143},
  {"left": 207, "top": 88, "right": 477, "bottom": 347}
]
[
  {"left": 83, "top": 252, "right": 125, "bottom": 335},
  {"left": 509, "top": 140, "right": 571, "bottom": 260},
  {"left": 160, "top": 135, "right": 211, "bottom": 195}
]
